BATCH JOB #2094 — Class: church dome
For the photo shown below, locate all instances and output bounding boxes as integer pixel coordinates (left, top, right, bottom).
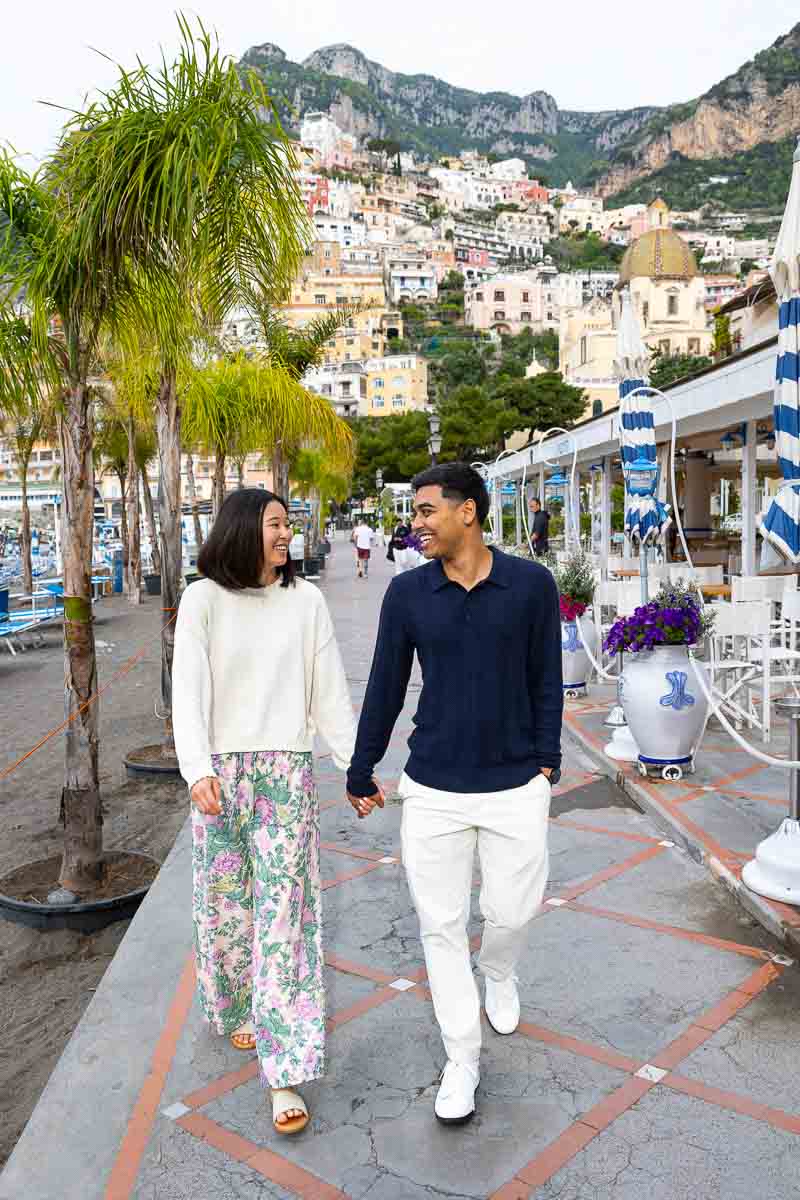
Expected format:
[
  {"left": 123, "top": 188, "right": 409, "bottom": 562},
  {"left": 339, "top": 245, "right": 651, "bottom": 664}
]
[{"left": 618, "top": 228, "right": 699, "bottom": 285}]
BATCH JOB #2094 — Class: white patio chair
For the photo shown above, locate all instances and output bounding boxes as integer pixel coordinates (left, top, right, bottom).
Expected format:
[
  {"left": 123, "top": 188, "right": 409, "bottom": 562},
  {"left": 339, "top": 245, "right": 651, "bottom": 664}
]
[{"left": 707, "top": 600, "right": 774, "bottom": 741}]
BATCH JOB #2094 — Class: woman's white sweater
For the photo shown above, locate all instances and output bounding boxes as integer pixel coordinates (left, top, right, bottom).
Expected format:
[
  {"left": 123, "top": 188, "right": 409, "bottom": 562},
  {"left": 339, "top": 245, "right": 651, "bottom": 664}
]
[{"left": 172, "top": 577, "right": 357, "bottom": 790}]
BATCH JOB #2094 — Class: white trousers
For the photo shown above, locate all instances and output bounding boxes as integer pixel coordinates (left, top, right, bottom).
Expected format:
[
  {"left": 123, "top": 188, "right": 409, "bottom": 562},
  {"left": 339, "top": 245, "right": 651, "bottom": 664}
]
[
  {"left": 394, "top": 548, "right": 409, "bottom": 575},
  {"left": 399, "top": 772, "right": 550, "bottom": 1066}
]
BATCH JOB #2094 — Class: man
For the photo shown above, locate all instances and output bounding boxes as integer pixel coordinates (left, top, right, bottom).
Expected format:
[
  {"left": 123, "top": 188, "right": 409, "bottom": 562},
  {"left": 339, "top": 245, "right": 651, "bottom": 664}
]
[
  {"left": 347, "top": 463, "right": 563, "bottom": 1126},
  {"left": 529, "top": 497, "right": 550, "bottom": 557},
  {"left": 351, "top": 519, "right": 374, "bottom": 578}
]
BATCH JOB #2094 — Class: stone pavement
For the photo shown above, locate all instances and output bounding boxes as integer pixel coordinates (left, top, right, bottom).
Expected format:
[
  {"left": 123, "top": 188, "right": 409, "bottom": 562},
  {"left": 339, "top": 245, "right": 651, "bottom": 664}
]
[
  {"left": 563, "top": 681, "right": 800, "bottom": 952},
  {"left": 3, "top": 538, "right": 800, "bottom": 1199}
]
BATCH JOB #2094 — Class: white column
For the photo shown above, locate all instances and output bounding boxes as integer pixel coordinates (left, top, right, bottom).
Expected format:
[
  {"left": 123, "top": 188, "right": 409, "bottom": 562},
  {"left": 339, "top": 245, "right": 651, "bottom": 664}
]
[
  {"left": 683, "top": 453, "right": 713, "bottom": 536},
  {"left": 601, "top": 456, "right": 612, "bottom": 576},
  {"left": 515, "top": 482, "right": 522, "bottom": 545},
  {"left": 741, "top": 419, "right": 757, "bottom": 576},
  {"left": 571, "top": 470, "right": 581, "bottom": 548}
]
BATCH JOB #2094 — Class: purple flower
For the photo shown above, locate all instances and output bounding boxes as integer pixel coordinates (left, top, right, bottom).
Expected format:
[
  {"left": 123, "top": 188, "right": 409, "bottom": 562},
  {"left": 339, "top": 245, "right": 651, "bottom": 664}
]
[{"left": 214, "top": 851, "right": 243, "bottom": 875}]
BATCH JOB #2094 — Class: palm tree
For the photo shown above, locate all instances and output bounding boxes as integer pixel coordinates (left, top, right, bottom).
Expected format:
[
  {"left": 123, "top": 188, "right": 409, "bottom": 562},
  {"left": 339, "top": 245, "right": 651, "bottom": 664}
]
[
  {"left": 242, "top": 303, "right": 372, "bottom": 496},
  {"left": 184, "top": 354, "right": 353, "bottom": 523},
  {"left": 58, "top": 19, "right": 311, "bottom": 762}
]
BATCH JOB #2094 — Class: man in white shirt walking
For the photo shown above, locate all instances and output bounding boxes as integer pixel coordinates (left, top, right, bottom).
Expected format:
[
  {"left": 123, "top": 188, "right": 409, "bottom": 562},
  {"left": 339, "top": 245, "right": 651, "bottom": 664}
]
[{"left": 351, "top": 520, "right": 375, "bottom": 578}]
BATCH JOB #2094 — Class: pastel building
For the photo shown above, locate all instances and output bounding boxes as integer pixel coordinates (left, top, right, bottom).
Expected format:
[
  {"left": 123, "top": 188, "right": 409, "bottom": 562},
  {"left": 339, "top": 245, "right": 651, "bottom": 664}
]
[
  {"left": 385, "top": 254, "right": 438, "bottom": 303},
  {"left": 299, "top": 112, "right": 356, "bottom": 171}
]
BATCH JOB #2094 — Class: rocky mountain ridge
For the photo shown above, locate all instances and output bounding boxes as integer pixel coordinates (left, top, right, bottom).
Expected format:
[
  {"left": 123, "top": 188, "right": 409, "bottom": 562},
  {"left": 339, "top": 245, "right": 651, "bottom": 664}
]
[{"left": 241, "top": 24, "right": 800, "bottom": 204}]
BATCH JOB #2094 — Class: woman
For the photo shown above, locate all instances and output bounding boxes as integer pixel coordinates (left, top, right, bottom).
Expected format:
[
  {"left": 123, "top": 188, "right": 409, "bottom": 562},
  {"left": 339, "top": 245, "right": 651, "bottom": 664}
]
[
  {"left": 389, "top": 521, "right": 411, "bottom": 575},
  {"left": 173, "top": 489, "right": 369, "bottom": 1136}
]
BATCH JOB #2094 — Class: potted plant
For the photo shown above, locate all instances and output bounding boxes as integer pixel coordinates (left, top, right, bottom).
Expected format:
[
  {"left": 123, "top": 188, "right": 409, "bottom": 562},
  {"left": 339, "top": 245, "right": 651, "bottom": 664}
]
[
  {"left": 547, "top": 550, "right": 599, "bottom": 698},
  {"left": 603, "top": 580, "right": 715, "bottom": 781}
]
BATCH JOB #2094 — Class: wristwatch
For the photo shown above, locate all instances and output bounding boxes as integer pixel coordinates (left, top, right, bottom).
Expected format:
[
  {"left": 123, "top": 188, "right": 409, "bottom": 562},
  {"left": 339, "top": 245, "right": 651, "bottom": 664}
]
[{"left": 540, "top": 767, "right": 561, "bottom": 786}]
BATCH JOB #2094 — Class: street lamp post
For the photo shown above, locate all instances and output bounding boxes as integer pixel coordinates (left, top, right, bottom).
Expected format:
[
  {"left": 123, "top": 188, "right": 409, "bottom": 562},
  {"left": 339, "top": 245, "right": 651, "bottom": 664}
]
[{"left": 427, "top": 410, "right": 442, "bottom": 465}]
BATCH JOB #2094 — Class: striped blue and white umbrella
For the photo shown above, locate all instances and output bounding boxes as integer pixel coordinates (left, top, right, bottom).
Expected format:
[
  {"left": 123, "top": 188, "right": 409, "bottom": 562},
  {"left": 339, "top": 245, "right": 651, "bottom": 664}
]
[
  {"left": 760, "top": 137, "right": 800, "bottom": 563},
  {"left": 616, "top": 289, "right": 670, "bottom": 543}
]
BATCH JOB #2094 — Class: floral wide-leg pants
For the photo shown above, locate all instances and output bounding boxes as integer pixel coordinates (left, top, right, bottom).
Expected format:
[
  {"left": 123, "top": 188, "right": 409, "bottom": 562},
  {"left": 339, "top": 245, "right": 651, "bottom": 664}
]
[{"left": 191, "top": 750, "right": 324, "bottom": 1088}]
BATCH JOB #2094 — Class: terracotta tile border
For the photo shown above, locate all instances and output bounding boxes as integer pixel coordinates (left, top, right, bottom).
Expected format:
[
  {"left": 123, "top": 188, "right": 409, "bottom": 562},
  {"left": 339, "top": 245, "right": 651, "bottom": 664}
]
[
  {"left": 176, "top": 1111, "right": 348, "bottom": 1198},
  {"left": 566, "top": 900, "right": 773, "bottom": 961},
  {"left": 320, "top": 842, "right": 387, "bottom": 863},
  {"left": 551, "top": 817, "right": 661, "bottom": 845},
  {"left": 489, "top": 957, "right": 789, "bottom": 1198},
  {"left": 321, "top": 861, "right": 384, "bottom": 890},
  {"left": 515, "top": 1019, "right": 640, "bottom": 1074},
  {"left": 554, "top": 843, "right": 665, "bottom": 902},
  {"left": 325, "top": 953, "right": 398, "bottom": 985},
  {"left": 663, "top": 1073, "right": 800, "bottom": 1135},
  {"left": 104, "top": 954, "right": 197, "bottom": 1200}
]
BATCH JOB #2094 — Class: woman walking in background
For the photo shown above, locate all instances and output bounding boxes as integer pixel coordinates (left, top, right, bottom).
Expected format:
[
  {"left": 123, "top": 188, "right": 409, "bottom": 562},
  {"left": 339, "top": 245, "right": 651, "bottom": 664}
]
[
  {"left": 173, "top": 489, "right": 367, "bottom": 1136},
  {"left": 389, "top": 520, "right": 412, "bottom": 575}
]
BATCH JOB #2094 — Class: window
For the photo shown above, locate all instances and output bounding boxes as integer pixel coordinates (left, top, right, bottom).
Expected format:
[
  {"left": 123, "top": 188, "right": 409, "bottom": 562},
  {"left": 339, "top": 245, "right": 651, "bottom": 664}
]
[
  {"left": 494, "top": 310, "right": 505, "bottom": 320},
  {"left": 667, "top": 293, "right": 679, "bottom": 317},
  {"left": 592, "top": 399, "right": 603, "bottom": 417},
  {"left": 392, "top": 398, "right": 404, "bottom": 409},
  {"left": 522, "top": 291, "right": 530, "bottom": 303},
  {"left": 547, "top": 311, "right": 553, "bottom": 322},
  {"left": 642, "top": 302, "right": 649, "bottom": 324},
  {"left": 336, "top": 295, "right": 347, "bottom": 306},
  {"left": 346, "top": 337, "right": 354, "bottom": 346},
  {"left": 341, "top": 382, "right": 351, "bottom": 397},
  {"left": 321, "top": 385, "right": 332, "bottom": 396},
  {"left": 494, "top": 290, "right": 505, "bottom": 302},
  {"left": 324, "top": 249, "right": 332, "bottom": 259},
  {"left": 521, "top": 311, "right": 531, "bottom": 322},
  {"left": 373, "top": 379, "right": 384, "bottom": 389},
  {"left": 659, "top": 339, "right": 670, "bottom": 356},
  {"left": 688, "top": 338, "right": 700, "bottom": 355},
  {"left": 314, "top": 294, "right": 326, "bottom": 305},
  {"left": 580, "top": 336, "right": 588, "bottom": 365},
  {"left": 373, "top": 398, "right": 385, "bottom": 408}
]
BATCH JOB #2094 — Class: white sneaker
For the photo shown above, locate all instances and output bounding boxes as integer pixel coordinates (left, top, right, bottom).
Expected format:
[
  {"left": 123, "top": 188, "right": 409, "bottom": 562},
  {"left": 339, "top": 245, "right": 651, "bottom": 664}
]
[
  {"left": 434, "top": 1060, "right": 480, "bottom": 1125},
  {"left": 485, "top": 974, "right": 520, "bottom": 1035}
]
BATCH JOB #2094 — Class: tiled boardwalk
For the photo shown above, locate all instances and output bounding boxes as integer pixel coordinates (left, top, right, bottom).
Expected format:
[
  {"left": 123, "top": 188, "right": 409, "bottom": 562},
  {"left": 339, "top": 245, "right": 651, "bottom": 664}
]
[
  {"left": 4, "top": 540, "right": 800, "bottom": 1199},
  {"left": 564, "top": 686, "right": 800, "bottom": 948}
]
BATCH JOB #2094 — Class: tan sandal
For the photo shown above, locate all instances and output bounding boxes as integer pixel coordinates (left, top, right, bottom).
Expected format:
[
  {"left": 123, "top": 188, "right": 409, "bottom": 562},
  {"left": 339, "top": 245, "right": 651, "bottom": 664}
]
[
  {"left": 230, "top": 1021, "right": 256, "bottom": 1052},
  {"left": 272, "top": 1089, "right": 309, "bottom": 1136}
]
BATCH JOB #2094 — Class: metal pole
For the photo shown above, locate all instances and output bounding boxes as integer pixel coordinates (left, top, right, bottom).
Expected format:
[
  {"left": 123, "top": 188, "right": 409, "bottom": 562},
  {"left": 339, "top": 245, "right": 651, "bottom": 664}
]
[
  {"left": 776, "top": 698, "right": 800, "bottom": 820},
  {"left": 515, "top": 482, "right": 522, "bottom": 546},
  {"left": 741, "top": 419, "right": 757, "bottom": 576},
  {"left": 639, "top": 541, "right": 649, "bottom": 606}
]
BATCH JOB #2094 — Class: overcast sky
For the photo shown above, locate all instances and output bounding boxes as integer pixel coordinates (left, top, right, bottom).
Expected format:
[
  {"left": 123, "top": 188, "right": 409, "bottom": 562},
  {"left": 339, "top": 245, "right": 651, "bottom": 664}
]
[{"left": 2, "top": 0, "right": 798, "bottom": 163}]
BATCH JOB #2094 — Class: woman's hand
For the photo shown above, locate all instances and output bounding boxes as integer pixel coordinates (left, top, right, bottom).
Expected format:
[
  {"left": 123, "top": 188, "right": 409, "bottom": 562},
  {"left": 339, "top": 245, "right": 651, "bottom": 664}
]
[
  {"left": 191, "top": 776, "right": 222, "bottom": 815},
  {"left": 347, "top": 781, "right": 385, "bottom": 820}
]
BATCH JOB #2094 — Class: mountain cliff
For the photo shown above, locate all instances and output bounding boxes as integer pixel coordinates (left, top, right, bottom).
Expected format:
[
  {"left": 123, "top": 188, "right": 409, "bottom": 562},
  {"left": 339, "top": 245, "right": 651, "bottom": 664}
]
[
  {"left": 240, "top": 25, "right": 800, "bottom": 206},
  {"left": 240, "top": 42, "right": 656, "bottom": 186}
]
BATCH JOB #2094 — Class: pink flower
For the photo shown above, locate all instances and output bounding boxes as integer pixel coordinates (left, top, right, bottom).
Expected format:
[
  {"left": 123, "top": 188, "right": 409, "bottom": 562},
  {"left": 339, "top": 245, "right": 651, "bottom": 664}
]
[{"left": 560, "top": 596, "right": 587, "bottom": 622}]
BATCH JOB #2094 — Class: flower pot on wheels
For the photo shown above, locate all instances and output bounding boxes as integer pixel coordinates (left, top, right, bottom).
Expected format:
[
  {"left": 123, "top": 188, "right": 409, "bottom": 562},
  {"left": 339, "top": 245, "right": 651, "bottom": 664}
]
[
  {"left": 621, "top": 645, "right": 708, "bottom": 781},
  {"left": 561, "top": 618, "right": 599, "bottom": 699}
]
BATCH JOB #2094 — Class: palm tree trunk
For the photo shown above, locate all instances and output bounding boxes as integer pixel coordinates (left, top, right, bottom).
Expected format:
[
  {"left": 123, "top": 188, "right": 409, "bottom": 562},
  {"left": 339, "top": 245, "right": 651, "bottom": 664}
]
[
  {"left": 212, "top": 448, "right": 226, "bottom": 520},
  {"left": 156, "top": 365, "right": 181, "bottom": 758},
  {"left": 271, "top": 441, "right": 290, "bottom": 499},
  {"left": 58, "top": 374, "right": 103, "bottom": 893},
  {"left": 117, "top": 468, "right": 129, "bottom": 588},
  {"left": 20, "top": 465, "right": 32, "bottom": 595},
  {"left": 126, "top": 414, "right": 141, "bottom": 605},
  {"left": 141, "top": 466, "right": 161, "bottom": 575},
  {"left": 185, "top": 452, "right": 204, "bottom": 549}
]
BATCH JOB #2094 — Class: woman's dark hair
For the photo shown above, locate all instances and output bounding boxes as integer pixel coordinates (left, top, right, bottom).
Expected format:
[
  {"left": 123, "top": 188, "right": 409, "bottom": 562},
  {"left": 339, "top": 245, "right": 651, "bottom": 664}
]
[
  {"left": 412, "top": 462, "right": 490, "bottom": 524},
  {"left": 197, "top": 489, "right": 295, "bottom": 590}
]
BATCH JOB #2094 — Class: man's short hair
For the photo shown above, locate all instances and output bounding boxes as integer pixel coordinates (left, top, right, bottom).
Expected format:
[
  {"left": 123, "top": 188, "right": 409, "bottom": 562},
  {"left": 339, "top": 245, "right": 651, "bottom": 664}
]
[
  {"left": 411, "top": 462, "right": 490, "bottom": 524},
  {"left": 530, "top": 496, "right": 541, "bottom": 507}
]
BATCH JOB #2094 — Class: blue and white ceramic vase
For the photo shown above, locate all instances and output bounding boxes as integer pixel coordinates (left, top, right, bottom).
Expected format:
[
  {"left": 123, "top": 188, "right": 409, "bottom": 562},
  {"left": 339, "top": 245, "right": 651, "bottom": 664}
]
[
  {"left": 621, "top": 644, "right": 708, "bottom": 776},
  {"left": 561, "top": 618, "right": 599, "bottom": 695}
]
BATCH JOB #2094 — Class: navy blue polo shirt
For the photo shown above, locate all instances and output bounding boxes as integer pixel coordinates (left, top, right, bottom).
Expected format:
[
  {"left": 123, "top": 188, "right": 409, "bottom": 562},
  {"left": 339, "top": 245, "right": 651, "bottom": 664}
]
[{"left": 347, "top": 547, "right": 563, "bottom": 797}]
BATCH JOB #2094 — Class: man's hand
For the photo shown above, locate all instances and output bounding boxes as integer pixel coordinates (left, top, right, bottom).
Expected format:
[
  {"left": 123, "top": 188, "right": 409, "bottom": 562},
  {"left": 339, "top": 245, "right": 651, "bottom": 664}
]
[
  {"left": 540, "top": 767, "right": 553, "bottom": 781},
  {"left": 191, "top": 776, "right": 222, "bottom": 815},
  {"left": 347, "top": 782, "right": 385, "bottom": 820}
]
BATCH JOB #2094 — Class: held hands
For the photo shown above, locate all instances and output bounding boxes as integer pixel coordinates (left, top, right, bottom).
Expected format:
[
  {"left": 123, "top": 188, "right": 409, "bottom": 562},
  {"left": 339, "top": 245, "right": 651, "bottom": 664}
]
[
  {"left": 347, "top": 781, "right": 385, "bottom": 820},
  {"left": 190, "top": 775, "right": 222, "bottom": 815}
]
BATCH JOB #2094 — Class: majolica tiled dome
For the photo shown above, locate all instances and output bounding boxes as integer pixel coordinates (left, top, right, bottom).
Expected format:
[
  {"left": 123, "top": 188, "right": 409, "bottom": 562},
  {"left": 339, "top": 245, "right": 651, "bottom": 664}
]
[{"left": 618, "top": 228, "right": 699, "bottom": 285}]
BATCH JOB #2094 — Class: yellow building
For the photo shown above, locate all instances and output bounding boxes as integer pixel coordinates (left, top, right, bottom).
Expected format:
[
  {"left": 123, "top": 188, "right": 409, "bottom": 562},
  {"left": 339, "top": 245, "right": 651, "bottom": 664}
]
[
  {"left": 362, "top": 354, "right": 428, "bottom": 417},
  {"left": 324, "top": 326, "right": 386, "bottom": 366}
]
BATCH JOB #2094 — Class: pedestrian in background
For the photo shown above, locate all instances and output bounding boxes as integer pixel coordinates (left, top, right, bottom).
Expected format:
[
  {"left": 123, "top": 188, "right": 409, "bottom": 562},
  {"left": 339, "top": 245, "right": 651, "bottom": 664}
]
[
  {"left": 347, "top": 463, "right": 563, "bottom": 1127},
  {"left": 529, "top": 497, "right": 550, "bottom": 557},
  {"left": 173, "top": 488, "right": 371, "bottom": 1137},
  {"left": 351, "top": 519, "right": 375, "bottom": 578},
  {"left": 389, "top": 521, "right": 412, "bottom": 575}
]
